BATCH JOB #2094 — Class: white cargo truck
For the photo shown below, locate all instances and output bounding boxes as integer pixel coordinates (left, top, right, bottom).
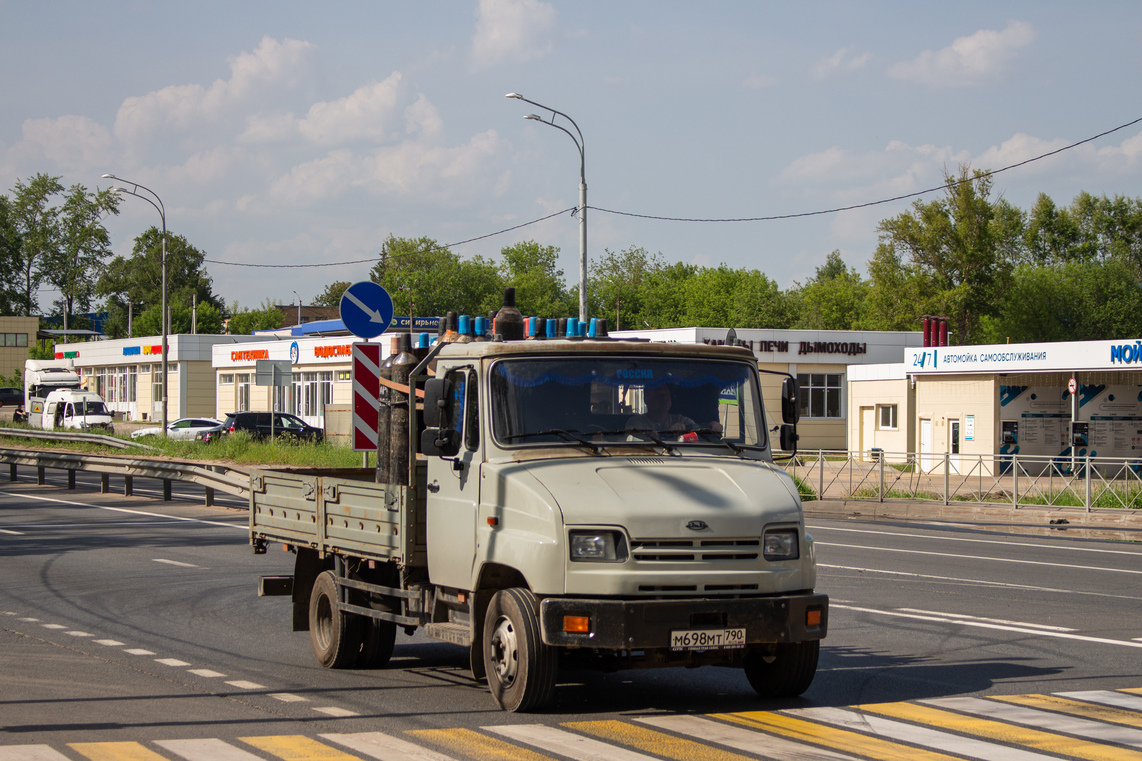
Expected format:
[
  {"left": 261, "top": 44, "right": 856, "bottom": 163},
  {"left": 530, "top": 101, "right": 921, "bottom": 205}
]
[{"left": 250, "top": 333, "right": 826, "bottom": 711}]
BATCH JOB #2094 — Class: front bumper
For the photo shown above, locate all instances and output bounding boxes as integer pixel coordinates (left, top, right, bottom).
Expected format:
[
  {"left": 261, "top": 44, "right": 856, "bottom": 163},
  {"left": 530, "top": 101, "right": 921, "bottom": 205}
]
[{"left": 540, "top": 592, "right": 827, "bottom": 650}]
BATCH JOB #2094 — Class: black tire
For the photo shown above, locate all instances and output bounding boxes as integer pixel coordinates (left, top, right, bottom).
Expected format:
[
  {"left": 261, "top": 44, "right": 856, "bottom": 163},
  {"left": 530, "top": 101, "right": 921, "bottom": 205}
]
[
  {"left": 357, "top": 617, "right": 397, "bottom": 668},
  {"left": 309, "top": 570, "right": 363, "bottom": 669},
  {"left": 743, "top": 640, "right": 820, "bottom": 698},
  {"left": 482, "top": 588, "right": 557, "bottom": 712}
]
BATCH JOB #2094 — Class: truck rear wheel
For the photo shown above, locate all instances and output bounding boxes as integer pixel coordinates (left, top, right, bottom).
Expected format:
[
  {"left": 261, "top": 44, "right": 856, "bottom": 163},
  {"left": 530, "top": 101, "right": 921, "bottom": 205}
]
[
  {"left": 309, "top": 570, "right": 363, "bottom": 669},
  {"left": 744, "top": 640, "right": 819, "bottom": 698},
  {"left": 483, "top": 588, "right": 557, "bottom": 712}
]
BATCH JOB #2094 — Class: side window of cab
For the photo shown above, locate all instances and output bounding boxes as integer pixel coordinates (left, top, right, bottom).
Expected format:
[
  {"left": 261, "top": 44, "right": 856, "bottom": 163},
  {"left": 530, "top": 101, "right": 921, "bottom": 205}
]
[{"left": 443, "top": 368, "right": 480, "bottom": 452}]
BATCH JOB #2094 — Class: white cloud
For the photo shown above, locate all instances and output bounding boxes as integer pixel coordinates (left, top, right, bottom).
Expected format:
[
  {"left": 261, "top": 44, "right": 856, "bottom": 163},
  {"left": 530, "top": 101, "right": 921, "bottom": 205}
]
[
  {"left": 21, "top": 115, "right": 113, "bottom": 169},
  {"left": 810, "top": 47, "right": 871, "bottom": 80},
  {"left": 471, "top": 0, "right": 557, "bottom": 70},
  {"left": 405, "top": 95, "right": 444, "bottom": 138},
  {"left": 889, "top": 21, "right": 1036, "bottom": 86},
  {"left": 114, "top": 36, "right": 315, "bottom": 142},
  {"left": 239, "top": 112, "right": 300, "bottom": 144},
  {"left": 299, "top": 74, "right": 404, "bottom": 145}
]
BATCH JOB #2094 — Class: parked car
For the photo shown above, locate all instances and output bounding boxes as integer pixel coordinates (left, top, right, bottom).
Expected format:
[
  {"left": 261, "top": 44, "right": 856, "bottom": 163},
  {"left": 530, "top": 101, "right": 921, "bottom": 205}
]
[
  {"left": 0, "top": 387, "right": 23, "bottom": 406},
  {"left": 131, "top": 417, "right": 225, "bottom": 441},
  {"left": 214, "top": 411, "right": 324, "bottom": 443}
]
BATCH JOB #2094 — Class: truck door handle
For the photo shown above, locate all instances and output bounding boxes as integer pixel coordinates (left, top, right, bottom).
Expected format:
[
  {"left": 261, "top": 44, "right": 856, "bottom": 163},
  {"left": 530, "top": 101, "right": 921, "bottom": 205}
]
[{"left": 427, "top": 481, "right": 440, "bottom": 493}]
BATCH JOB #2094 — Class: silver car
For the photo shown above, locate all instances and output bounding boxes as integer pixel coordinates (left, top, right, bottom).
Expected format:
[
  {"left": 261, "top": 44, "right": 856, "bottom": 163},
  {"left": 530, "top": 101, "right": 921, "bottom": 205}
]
[{"left": 130, "top": 417, "right": 225, "bottom": 441}]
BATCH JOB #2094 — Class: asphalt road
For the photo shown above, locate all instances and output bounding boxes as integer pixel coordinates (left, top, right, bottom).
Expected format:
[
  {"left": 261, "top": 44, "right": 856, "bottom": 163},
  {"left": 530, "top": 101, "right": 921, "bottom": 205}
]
[{"left": 3, "top": 469, "right": 1142, "bottom": 760}]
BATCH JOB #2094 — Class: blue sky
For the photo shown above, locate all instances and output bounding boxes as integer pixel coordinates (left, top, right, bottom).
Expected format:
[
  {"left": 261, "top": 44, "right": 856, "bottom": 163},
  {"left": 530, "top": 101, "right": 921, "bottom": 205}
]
[{"left": 3, "top": 1, "right": 1141, "bottom": 313}]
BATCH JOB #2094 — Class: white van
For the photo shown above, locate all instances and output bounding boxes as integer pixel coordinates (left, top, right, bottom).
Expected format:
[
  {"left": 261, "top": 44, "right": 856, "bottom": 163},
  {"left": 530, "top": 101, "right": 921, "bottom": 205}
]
[{"left": 40, "top": 389, "right": 114, "bottom": 432}]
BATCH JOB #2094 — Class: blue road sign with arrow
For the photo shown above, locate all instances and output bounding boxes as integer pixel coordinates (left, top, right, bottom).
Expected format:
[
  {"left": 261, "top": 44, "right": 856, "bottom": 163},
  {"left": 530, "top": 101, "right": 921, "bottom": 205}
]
[{"left": 339, "top": 281, "right": 394, "bottom": 339}]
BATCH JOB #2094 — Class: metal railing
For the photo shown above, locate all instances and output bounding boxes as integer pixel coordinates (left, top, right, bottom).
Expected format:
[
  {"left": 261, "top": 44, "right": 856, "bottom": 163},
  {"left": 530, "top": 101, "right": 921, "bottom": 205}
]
[
  {"left": 784, "top": 449, "right": 1142, "bottom": 511},
  {"left": 0, "top": 446, "right": 250, "bottom": 505},
  {"left": 0, "top": 427, "right": 157, "bottom": 451}
]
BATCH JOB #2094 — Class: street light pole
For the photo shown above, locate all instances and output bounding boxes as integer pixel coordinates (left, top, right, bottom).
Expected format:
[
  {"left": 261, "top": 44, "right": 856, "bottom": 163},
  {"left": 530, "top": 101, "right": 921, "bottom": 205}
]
[
  {"left": 506, "top": 93, "right": 587, "bottom": 323},
  {"left": 102, "top": 174, "right": 168, "bottom": 435},
  {"left": 293, "top": 291, "right": 302, "bottom": 326}
]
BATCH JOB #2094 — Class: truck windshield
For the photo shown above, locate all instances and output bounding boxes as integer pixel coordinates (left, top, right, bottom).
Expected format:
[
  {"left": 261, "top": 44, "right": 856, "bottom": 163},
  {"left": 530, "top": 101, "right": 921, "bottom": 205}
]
[{"left": 491, "top": 357, "right": 767, "bottom": 449}]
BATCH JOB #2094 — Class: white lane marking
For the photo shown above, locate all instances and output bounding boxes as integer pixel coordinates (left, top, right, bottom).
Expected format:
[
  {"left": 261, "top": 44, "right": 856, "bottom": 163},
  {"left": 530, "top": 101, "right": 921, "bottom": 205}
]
[
  {"left": 188, "top": 669, "right": 226, "bottom": 678},
  {"left": 66, "top": 631, "right": 93, "bottom": 637},
  {"left": 489, "top": 725, "right": 657, "bottom": 761},
  {"left": 786, "top": 705, "right": 1059, "bottom": 761},
  {"left": 41, "top": 624, "right": 66, "bottom": 630},
  {"left": 809, "top": 523, "right": 1142, "bottom": 557},
  {"left": 1057, "top": 690, "right": 1142, "bottom": 711},
  {"left": 820, "top": 563, "right": 1142, "bottom": 602},
  {"left": 155, "top": 658, "right": 191, "bottom": 667},
  {"left": 925, "top": 696, "right": 1142, "bottom": 748},
  {"left": 19, "top": 617, "right": 39, "bottom": 622},
  {"left": 225, "top": 680, "right": 265, "bottom": 690},
  {"left": 636, "top": 715, "right": 863, "bottom": 761},
  {"left": 314, "top": 706, "right": 359, "bottom": 717},
  {"left": 153, "top": 558, "right": 201, "bottom": 568},
  {"left": 124, "top": 648, "right": 155, "bottom": 655},
  {"left": 0, "top": 491, "right": 246, "bottom": 531},
  {"left": 835, "top": 603, "right": 1142, "bottom": 649},
  {"left": 270, "top": 693, "right": 308, "bottom": 702},
  {"left": 895, "top": 609, "right": 1076, "bottom": 632},
  {"left": 156, "top": 738, "right": 266, "bottom": 761},
  {"left": 0, "top": 528, "right": 24, "bottom": 535},
  {"left": 94, "top": 639, "right": 123, "bottom": 646},
  {"left": 819, "top": 541, "right": 1142, "bottom": 575},
  {"left": 0, "top": 745, "right": 73, "bottom": 760},
  {"left": 323, "top": 731, "right": 458, "bottom": 761}
]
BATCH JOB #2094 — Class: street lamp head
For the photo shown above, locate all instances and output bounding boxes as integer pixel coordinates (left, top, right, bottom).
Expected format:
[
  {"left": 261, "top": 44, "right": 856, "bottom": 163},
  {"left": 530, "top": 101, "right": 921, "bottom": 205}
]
[
  {"left": 101, "top": 174, "right": 113, "bottom": 179},
  {"left": 505, "top": 92, "right": 523, "bottom": 99},
  {"left": 524, "top": 114, "right": 544, "bottom": 122}
]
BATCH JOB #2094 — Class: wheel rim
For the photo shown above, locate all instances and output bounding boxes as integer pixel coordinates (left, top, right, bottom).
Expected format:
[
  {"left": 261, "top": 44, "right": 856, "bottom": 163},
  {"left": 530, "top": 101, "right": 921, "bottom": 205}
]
[
  {"left": 488, "top": 615, "right": 519, "bottom": 686},
  {"left": 315, "top": 594, "right": 333, "bottom": 649}
]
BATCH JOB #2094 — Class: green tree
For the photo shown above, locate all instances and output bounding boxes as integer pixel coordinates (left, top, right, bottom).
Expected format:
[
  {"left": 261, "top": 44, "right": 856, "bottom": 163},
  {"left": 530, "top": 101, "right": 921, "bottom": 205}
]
[
  {"left": 370, "top": 235, "right": 501, "bottom": 318},
  {"left": 9, "top": 173, "right": 64, "bottom": 316},
  {"left": 45, "top": 183, "right": 120, "bottom": 331},
  {"left": 639, "top": 261, "right": 698, "bottom": 328},
  {"left": 498, "top": 240, "right": 573, "bottom": 317},
  {"left": 0, "top": 196, "right": 23, "bottom": 315},
  {"left": 311, "top": 280, "right": 352, "bottom": 308},
  {"left": 227, "top": 300, "right": 285, "bottom": 335},
  {"left": 872, "top": 165, "right": 1024, "bottom": 344},
  {"left": 589, "top": 246, "right": 663, "bottom": 331},
  {"left": 794, "top": 251, "right": 869, "bottom": 330},
  {"left": 97, "top": 227, "right": 220, "bottom": 339},
  {"left": 132, "top": 302, "right": 224, "bottom": 336}
]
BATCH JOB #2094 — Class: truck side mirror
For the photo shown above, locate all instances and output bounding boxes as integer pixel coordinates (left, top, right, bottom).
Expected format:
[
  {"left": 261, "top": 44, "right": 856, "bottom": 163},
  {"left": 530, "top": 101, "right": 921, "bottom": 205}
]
[
  {"left": 422, "top": 378, "right": 453, "bottom": 429},
  {"left": 420, "top": 427, "right": 461, "bottom": 457},
  {"left": 781, "top": 376, "right": 800, "bottom": 424},
  {"left": 779, "top": 424, "right": 798, "bottom": 451}
]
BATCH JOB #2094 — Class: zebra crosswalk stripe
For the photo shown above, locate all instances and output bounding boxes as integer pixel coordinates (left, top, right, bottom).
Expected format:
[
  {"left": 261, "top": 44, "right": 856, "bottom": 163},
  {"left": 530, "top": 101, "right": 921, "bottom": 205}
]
[
  {"left": 992, "top": 693, "right": 1142, "bottom": 729},
  {"left": 487, "top": 725, "right": 658, "bottom": 761},
  {"left": 153, "top": 738, "right": 264, "bottom": 761},
  {"left": 635, "top": 714, "right": 865, "bottom": 761},
  {"left": 924, "top": 696, "right": 1142, "bottom": 750},
  {"left": 320, "top": 732, "right": 457, "bottom": 761}
]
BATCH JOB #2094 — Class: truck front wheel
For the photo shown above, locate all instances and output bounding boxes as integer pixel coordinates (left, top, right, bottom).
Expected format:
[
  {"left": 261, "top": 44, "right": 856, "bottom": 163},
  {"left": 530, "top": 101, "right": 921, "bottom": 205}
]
[
  {"left": 309, "top": 571, "right": 363, "bottom": 669},
  {"left": 482, "top": 588, "right": 557, "bottom": 712},
  {"left": 744, "top": 640, "right": 819, "bottom": 698}
]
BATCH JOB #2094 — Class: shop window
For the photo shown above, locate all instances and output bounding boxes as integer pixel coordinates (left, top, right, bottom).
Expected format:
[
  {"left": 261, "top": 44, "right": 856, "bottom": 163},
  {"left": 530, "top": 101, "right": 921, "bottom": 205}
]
[
  {"left": 878, "top": 404, "right": 898, "bottom": 430},
  {"left": 336, "top": 370, "right": 351, "bottom": 382},
  {"left": 220, "top": 374, "right": 234, "bottom": 385},
  {"left": 797, "top": 373, "right": 843, "bottom": 419}
]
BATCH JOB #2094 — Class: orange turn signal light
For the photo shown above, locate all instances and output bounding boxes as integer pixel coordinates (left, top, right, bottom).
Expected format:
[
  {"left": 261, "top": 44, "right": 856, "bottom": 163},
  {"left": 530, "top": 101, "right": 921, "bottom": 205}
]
[
  {"left": 563, "top": 615, "right": 590, "bottom": 634},
  {"left": 806, "top": 609, "right": 822, "bottom": 627}
]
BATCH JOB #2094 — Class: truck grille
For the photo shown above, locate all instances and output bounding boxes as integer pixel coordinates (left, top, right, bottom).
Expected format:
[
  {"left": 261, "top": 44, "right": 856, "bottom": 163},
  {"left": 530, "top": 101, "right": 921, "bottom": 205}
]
[{"left": 631, "top": 538, "right": 760, "bottom": 562}]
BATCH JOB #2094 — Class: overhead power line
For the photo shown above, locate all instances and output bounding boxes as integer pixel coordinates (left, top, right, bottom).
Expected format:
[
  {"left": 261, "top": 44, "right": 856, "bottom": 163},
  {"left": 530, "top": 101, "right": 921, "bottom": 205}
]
[{"left": 201, "top": 115, "right": 1142, "bottom": 268}]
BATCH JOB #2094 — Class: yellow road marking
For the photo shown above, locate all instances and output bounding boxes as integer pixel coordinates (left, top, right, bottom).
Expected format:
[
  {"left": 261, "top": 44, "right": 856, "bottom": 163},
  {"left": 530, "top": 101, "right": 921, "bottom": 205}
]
[
  {"left": 714, "top": 710, "right": 969, "bottom": 761},
  {"left": 239, "top": 735, "right": 362, "bottom": 761},
  {"left": 861, "top": 701, "right": 1142, "bottom": 761},
  {"left": 563, "top": 720, "right": 759, "bottom": 761},
  {"left": 994, "top": 693, "right": 1142, "bottom": 729},
  {"left": 408, "top": 728, "right": 554, "bottom": 761},
  {"left": 68, "top": 743, "right": 169, "bottom": 761}
]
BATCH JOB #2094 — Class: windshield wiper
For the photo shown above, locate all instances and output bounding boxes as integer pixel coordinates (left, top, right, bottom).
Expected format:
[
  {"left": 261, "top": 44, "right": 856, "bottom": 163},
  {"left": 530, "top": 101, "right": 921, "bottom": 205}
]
[
  {"left": 504, "top": 428, "right": 601, "bottom": 454},
  {"left": 609, "top": 427, "right": 679, "bottom": 452}
]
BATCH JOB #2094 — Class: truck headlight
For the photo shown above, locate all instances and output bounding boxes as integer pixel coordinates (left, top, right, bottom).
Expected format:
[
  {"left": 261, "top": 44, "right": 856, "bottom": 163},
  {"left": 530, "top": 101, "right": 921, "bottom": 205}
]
[
  {"left": 763, "top": 528, "right": 800, "bottom": 560},
  {"left": 569, "top": 531, "right": 627, "bottom": 562}
]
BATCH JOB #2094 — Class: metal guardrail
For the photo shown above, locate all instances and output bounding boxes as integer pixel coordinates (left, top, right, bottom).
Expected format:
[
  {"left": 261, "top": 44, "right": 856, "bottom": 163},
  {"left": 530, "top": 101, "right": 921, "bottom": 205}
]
[
  {"left": 0, "top": 446, "right": 250, "bottom": 504},
  {"left": 0, "top": 427, "right": 157, "bottom": 451},
  {"left": 784, "top": 449, "right": 1142, "bottom": 512}
]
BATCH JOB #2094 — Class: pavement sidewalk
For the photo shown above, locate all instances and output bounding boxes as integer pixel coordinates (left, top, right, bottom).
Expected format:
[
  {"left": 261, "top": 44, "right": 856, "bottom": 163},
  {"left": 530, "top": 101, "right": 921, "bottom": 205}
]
[{"left": 804, "top": 497, "right": 1142, "bottom": 540}]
